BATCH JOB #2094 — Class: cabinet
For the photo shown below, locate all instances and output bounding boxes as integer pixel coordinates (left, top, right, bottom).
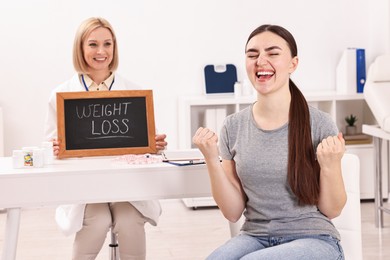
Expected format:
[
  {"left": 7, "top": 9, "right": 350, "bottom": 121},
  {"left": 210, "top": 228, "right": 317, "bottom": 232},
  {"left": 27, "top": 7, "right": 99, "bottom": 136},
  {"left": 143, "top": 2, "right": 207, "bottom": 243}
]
[{"left": 178, "top": 91, "right": 388, "bottom": 201}]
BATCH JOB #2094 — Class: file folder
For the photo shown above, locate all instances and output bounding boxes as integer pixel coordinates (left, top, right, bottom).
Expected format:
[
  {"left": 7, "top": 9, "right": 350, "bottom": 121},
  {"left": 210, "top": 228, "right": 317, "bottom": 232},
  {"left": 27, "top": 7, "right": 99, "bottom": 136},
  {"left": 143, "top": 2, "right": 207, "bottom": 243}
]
[
  {"left": 356, "top": 49, "right": 366, "bottom": 93},
  {"left": 336, "top": 48, "right": 366, "bottom": 94}
]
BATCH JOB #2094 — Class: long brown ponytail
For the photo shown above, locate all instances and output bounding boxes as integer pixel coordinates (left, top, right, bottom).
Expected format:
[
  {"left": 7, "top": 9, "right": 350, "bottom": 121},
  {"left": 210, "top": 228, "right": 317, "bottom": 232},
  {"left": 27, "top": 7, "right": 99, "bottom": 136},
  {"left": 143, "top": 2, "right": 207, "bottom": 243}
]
[{"left": 288, "top": 80, "right": 320, "bottom": 205}]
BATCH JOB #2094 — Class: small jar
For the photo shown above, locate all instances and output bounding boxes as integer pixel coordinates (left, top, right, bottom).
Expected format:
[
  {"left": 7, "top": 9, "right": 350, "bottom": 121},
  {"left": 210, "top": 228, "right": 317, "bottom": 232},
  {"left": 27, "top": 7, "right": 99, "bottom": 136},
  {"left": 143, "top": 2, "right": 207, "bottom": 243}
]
[
  {"left": 242, "top": 79, "right": 253, "bottom": 96},
  {"left": 12, "top": 150, "right": 24, "bottom": 168},
  {"left": 32, "top": 148, "right": 44, "bottom": 168},
  {"left": 22, "top": 146, "right": 37, "bottom": 167},
  {"left": 41, "top": 141, "right": 54, "bottom": 165},
  {"left": 234, "top": 81, "right": 242, "bottom": 98}
]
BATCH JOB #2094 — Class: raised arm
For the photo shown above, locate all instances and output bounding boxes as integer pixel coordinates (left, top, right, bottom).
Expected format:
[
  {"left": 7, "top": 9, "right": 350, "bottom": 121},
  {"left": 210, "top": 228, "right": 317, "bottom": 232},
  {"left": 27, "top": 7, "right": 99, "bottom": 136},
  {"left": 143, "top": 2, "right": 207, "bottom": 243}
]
[
  {"left": 192, "top": 127, "right": 246, "bottom": 222},
  {"left": 316, "top": 132, "right": 347, "bottom": 219}
]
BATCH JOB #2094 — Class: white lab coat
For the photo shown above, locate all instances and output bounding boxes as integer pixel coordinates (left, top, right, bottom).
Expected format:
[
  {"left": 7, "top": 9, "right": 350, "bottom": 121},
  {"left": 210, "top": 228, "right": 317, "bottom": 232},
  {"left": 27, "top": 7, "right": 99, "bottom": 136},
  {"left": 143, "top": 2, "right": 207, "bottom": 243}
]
[{"left": 44, "top": 73, "right": 161, "bottom": 236}]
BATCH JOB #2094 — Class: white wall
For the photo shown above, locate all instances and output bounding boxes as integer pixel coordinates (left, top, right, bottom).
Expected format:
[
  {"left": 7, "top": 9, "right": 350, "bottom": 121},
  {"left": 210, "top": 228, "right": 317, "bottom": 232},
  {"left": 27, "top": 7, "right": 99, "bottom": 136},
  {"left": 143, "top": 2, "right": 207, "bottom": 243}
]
[{"left": 0, "top": 0, "right": 388, "bottom": 156}]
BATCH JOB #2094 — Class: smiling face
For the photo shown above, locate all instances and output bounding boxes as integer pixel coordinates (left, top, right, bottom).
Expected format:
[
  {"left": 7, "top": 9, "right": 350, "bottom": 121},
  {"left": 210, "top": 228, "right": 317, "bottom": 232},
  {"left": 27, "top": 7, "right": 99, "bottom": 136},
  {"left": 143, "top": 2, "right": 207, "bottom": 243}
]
[
  {"left": 245, "top": 31, "right": 298, "bottom": 96},
  {"left": 83, "top": 27, "right": 114, "bottom": 75}
]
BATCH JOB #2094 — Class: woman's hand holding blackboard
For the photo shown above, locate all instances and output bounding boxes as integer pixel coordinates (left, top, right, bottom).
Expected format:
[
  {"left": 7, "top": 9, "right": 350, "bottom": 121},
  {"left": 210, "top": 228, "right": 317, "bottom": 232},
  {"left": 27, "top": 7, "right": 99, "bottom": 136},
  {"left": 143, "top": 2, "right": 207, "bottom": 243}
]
[
  {"left": 52, "top": 139, "right": 60, "bottom": 157},
  {"left": 155, "top": 134, "right": 167, "bottom": 152}
]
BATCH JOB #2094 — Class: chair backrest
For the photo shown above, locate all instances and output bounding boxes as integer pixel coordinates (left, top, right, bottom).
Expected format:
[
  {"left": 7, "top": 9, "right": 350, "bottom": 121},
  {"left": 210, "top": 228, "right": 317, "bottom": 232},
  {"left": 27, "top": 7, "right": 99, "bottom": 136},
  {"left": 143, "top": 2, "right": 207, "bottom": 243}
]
[
  {"left": 364, "top": 54, "right": 390, "bottom": 132},
  {"left": 228, "top": 153, "right": 362, "bottom": 260},
  {"left": 332, "top": 153, "right": 362, "bottom": 260}
]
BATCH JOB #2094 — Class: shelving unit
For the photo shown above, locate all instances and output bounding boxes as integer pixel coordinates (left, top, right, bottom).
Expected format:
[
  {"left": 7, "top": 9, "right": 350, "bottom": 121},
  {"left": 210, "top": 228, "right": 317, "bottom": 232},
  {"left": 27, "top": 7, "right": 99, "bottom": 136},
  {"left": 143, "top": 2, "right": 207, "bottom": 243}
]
[
  {"left": 178, "top": 91, "right": 388, "bottom": 204},
  {"left": 178, "top": 94, "right": 255, "bottom": 150}
]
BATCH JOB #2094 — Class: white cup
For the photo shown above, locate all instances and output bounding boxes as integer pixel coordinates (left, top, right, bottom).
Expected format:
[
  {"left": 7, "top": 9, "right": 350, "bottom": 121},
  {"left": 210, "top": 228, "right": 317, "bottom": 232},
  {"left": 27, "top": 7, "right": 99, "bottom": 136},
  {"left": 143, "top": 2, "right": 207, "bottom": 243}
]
[
  {"left": 41, "top": 141, "right": 54, "bottom": 165},
  {"left": 242, "top": 79, "right": 253, "bottom": 96},
  {"left": 32, "top": 148, "right": 44, "bottom": 168},
  {"left": 22, "top": 146, "right": 37, "bottom": 167},
  {"left": 12, "top": 150, "right": 24, "bottom": 168},
  {"left": 234, "top": 82, "right": 242, "bottom": 98}
]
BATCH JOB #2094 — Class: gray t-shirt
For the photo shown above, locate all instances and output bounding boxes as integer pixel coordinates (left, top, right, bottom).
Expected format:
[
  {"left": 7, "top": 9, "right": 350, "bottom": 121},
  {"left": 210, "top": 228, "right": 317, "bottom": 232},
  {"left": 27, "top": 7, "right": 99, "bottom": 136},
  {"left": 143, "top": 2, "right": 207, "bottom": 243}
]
[{"left": 219, "top": 103, "right": 340, "bottom": 239}]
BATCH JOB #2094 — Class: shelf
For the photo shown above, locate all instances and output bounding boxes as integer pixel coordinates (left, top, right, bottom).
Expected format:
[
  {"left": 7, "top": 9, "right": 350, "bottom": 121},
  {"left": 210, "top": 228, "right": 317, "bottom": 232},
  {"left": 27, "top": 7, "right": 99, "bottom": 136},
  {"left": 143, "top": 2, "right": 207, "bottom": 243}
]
[
  {"left": 180, "top": 94, "right": 256, "bottom": 106},
  {"left": 344, "top": 134, "right": 373, "bottom": 145},
  {"left": 304, "top": 91, "right": 365, "bottom": 101},
  {"left": 181, "top": 92, "right": 365, "bottom": 105}
]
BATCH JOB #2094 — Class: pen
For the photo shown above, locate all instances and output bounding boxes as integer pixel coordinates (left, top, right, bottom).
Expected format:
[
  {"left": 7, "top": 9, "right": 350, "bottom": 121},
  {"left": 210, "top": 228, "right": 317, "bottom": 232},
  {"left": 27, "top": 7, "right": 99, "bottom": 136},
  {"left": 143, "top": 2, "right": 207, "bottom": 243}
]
[{"left": 161, "top": 152, "right": 168, "bottom": 161}]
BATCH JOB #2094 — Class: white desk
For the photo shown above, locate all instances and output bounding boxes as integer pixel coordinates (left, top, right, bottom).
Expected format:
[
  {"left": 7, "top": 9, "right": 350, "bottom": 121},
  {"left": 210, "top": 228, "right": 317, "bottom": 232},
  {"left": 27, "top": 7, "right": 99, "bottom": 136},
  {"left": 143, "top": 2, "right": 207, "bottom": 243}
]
[
  {"left": 362, "top": 124, "right": 390, "bottom": 227},
  {"left": 0, "top": 156, "right": 211, "bottom": 260}
]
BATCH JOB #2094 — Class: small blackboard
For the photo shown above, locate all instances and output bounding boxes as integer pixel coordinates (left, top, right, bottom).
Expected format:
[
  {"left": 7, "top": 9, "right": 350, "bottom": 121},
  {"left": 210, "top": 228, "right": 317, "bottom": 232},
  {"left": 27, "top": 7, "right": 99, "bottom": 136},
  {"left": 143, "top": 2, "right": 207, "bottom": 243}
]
[{"left": 56, "top": 90, "right": 156, "bottom": 158}]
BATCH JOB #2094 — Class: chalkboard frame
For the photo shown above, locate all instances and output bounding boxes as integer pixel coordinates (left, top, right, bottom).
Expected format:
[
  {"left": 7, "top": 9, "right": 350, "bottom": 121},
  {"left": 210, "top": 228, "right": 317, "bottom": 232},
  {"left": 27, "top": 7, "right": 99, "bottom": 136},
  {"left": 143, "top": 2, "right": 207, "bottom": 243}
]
[{"left": 56, "top": 90, "right": 156, "bottom": 158}]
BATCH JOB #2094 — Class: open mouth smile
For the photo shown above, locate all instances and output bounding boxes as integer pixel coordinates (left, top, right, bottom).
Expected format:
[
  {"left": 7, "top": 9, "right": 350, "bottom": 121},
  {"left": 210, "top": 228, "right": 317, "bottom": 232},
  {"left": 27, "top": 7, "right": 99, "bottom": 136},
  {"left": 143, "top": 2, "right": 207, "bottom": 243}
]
[
  {"left": 94, "top": 57, "right": 107, "bottom": 61},
  {"left": 256, "top": 71, "right": 274, "bottom": 80}
]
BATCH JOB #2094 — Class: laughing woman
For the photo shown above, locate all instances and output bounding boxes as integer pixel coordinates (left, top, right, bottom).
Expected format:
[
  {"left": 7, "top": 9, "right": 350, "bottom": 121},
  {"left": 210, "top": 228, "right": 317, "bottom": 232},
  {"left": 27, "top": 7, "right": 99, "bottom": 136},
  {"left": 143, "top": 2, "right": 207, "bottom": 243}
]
[{"left": 193, "top": 24, "right": 346, "bottom": 260}]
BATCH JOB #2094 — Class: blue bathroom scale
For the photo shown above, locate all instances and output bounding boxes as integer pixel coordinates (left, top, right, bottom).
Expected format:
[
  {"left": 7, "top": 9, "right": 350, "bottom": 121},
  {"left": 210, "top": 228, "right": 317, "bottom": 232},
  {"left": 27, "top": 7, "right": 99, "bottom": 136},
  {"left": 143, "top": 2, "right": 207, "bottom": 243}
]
[{"left": 204, "top": 64, "right": 237, "bottom": 94}]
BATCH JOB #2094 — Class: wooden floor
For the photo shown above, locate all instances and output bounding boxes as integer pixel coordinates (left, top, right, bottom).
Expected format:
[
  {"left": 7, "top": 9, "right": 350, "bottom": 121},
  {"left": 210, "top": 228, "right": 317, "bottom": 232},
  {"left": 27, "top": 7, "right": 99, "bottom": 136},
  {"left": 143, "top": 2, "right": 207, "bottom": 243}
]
[{"left": 1, "top": 199, "right": 390, "bottom": 260}]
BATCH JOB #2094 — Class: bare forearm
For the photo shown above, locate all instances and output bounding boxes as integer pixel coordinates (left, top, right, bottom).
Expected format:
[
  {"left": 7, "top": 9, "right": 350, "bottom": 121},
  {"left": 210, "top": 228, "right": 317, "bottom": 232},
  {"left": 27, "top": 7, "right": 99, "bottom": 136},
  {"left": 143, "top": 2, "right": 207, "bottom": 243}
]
[
  {"left": 316, "top": 133, "right": 347, "bottom": 219},
  {"left": 205, "top": 160, "right": 246, "bottom": 222},
  {"left": 193, "top": 127, "right": 246, "bottom": 222},
  {"left": 317, "top": 164, "right": 347, "bottom": 219}
]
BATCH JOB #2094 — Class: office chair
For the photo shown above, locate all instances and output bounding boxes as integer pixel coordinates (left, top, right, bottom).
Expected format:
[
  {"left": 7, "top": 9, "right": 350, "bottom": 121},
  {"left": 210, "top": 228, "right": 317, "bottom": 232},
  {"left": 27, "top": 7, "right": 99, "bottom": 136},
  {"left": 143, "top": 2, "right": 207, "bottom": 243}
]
[
  {"left": 364, "top": 54, "right": 390, "bottom": 132},
  {"left": 332, "top": 153, "right": 363, "bottom": 260},
  {"left": 109, "top": 228, "right": 119, "bottom": 260}
]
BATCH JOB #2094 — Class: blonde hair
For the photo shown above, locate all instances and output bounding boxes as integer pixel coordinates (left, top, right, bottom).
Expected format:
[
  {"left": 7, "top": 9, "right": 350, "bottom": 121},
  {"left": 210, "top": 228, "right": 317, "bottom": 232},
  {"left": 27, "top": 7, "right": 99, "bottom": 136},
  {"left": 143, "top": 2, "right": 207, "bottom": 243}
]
[{"left": 73, "top": 17, "right": 119, "bottom": 74}]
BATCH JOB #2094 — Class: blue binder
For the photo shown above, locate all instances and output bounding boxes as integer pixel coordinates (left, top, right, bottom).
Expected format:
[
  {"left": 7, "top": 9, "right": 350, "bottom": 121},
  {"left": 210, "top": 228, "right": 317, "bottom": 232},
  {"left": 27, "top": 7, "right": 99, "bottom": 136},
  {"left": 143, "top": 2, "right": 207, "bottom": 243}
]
[
  {"left": 204, "top": 64, "right": 237, "bottom": 94},
  {"left": 356, "top": 48, "right": 366, "bottom": 93}
]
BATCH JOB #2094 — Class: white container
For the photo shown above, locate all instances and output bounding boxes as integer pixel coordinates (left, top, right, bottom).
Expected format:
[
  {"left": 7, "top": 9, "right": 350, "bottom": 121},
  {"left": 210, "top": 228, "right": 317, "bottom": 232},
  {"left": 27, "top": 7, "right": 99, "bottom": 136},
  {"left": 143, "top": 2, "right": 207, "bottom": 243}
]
[
  {"left": 12, "top": 150, "right": 24, "bottom": 168},
  {"left": 242, "top": 79, "right": 253, "bottom": 96},
  {"left": 32, "top": 148, "right": 44, "bottom": 168},
  {"left": 234, "top": 81, "right": 242, "bottom": 98},
  {"left": 22, "top": 146, "right": 37, "bottom": 167},
  {"left": 41, "top": 141, "right": 54, "bottom": 165}
]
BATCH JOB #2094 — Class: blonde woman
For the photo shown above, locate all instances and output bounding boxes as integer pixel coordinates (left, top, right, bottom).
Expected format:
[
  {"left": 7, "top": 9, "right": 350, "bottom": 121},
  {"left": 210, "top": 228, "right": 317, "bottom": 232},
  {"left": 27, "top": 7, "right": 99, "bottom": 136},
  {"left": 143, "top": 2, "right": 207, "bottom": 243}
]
[{"left": 45, "top": 17, "right": 167, "bottom": 260}]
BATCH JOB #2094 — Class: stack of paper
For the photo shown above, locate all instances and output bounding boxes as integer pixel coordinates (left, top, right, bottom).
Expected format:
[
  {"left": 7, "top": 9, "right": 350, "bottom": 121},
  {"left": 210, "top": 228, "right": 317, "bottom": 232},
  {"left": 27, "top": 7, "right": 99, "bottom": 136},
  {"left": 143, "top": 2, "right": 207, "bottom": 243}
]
[{"left": 162, "top": 149, "right": 205, "bottom": 166}]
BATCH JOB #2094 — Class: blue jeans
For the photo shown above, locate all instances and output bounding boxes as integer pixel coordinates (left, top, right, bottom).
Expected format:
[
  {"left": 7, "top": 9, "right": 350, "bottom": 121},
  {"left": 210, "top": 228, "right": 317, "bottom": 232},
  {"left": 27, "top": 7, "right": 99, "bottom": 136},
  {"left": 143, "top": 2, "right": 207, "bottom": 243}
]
[{"left": 206, "top": 234, "right": 344, "bottom": 260}]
